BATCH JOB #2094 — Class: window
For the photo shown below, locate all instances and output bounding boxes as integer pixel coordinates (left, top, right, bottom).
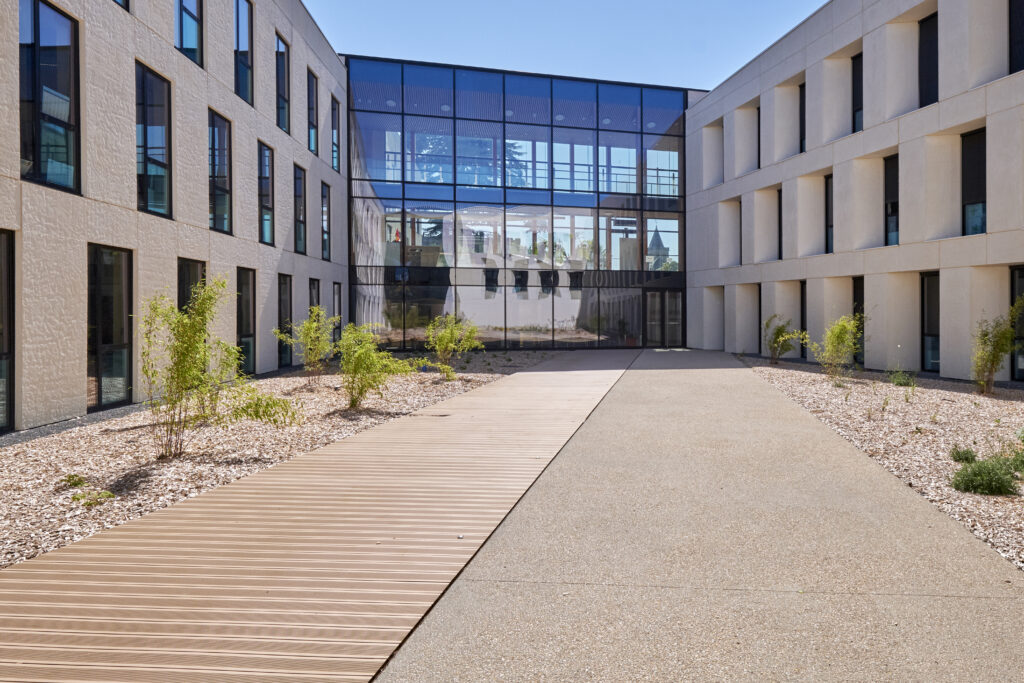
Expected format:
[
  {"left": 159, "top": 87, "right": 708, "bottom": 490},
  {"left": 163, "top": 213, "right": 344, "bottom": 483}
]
[
  {"left": 884, "top": 154, "right": 899, "bottom": 245},
  {"left": 177, "top": 258, "right": 206, "bottom": 309},
  {"left": 321, "top": 183, "right": 331, "bottom": 260},
  {"left": 112, "top": 0, "right": 128, "bottom": 9},
  {"left": 0, "top": 232, "right": 13, "bottom": 431},
  {"left": 20, "top": 0, "right": 80, "bottom": 192},
  {"left": 293, "top": 165, "right": 306, "bottom": 254},
  {"left": 598, "top": 210, "right": 640, "bottom": 270},
  {"left": 921, "top": 272, "right": 940, "bottom": 372},
  {"left": 851, "top": 53, "right": 863, "bottom": 133},
  {"left": 331, "top": 97, "right": 341, "bottom": 171},
  {"left": 234, "top": 0, "right": 252, "bottom": 104},
  {"left": 798, "top": 83, "right": 806, "bottom": 153},
  {"left": 258, "top": 142, "right": 274, "bottom": 244},
  {"left": 278, "top": 274, "right": 292, "bottom": 368},
  {"left": 799, "top": 280, "right": 807, "bottom": 358},
  {"left": 644, "top": 134, "right": 680, "bottom": 196},
  {"left": 777, "top": 188, "right": 783, "bottom": 260},
  {"left": 275, "top": 35, "right": 289, "bottom": 132},
  {"left": 307, "top": 70, "right": 319, "bottom": 154},
  {"left": 175, "top": 0, "right": 202, "bottom": 66},
  {"left": 962, "top": 128, "right": 986, "bottom": 235},
  {"left": 457, "top": 120, "right": 502, "bottom": 186},
  {"left": 332, "top": 282, "right": 342, "bottom": 342},
  {"left": 1012, "top": 267, "right": 1024, "bottom": 381},
  {"left": 553, "top": 127, "right": 595, "bottom": 192},
  {"left": 407, "top": 116, "right": 453, "bottom": 183},
  {"left": 506, "top": 124, "right": 549, "bottom": 189},
  {"left": 309, "top": 278, "right": 320, "bottom": 309},
  {"left": 824, "top": 174, "right": 834, "bottom": 254},
  {"left": 209, "top": 110, "right": 231, "bottom": 233},
  {"left": 598, "top": 131, "right": 638, "bottom": 194},
  {"left": 237, "top": 267, "right": 255, "bottom": 375},
  {"left": 756, "top": 106, "right": 761, "bottom": 168},
  {"left": 1012, "top": 0, "right": 1024, "bottom": 75},
  {"left": 919, "top": 13, "right": 939, "bottom": 108},
  {"left": 853, "top": 275, "right": 865, "bottom": 366},
  {"left": 737, "top": 198, "right": 743, "bottom": 265},
  {"left": 136, "top": 63, "right": 172, "bottom": 217},
  {"left": 88, "top": 245, "right": 132, "bottom": 411}
]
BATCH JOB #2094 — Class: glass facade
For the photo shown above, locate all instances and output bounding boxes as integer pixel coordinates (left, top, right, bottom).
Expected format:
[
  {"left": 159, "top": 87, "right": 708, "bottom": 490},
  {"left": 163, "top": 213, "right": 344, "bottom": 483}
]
[{"left": 347, "top": 58, "right": 686, "bottom": 349}]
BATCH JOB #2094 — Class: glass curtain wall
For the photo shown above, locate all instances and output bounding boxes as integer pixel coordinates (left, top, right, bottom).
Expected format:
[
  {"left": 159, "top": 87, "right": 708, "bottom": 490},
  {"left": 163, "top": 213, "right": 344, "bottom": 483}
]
[{"left": 348, "top": 58, "right": 686, "bottom": 349}]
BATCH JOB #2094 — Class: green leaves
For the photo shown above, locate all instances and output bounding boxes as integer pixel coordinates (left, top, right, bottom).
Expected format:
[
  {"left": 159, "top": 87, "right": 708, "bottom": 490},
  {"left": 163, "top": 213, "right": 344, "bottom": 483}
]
[
  {"left": 336, "top": 323, "right": 415, "bottom": 409},
  {"left": 762, "top": 314, "right": 803, "bottom": 365},
  {"left": 971, "top": 294, "right": 1024, "bottom": 394},
  {"left": 424, "top": 314, "right": 484, "bottom": 378},
  {"left": 273, "top": 305, "right": 341, "bottom": 384},
  {"left": 806, "top": 313, "right": 864, "bottom": 383}
]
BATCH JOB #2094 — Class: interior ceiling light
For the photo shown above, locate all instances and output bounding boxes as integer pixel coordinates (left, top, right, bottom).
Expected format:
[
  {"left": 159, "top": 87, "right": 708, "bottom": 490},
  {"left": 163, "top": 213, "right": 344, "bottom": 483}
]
[
  {"left": 602, "top": 117, "right": 611, "bottom": 124},
  {"left": 554, "top": 114, "right": 565, "bottom": 121},
  {"left": 440, "top": 104, "right": 451, "bottom": 112},
  {"left": 385, "top": 99, "right": 397, "bottom": 107}
]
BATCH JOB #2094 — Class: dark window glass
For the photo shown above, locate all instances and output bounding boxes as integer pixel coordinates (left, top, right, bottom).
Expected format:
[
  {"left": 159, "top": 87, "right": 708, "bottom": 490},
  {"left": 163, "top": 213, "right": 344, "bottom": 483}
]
[
  {"left": 404, "top": 64, "right": 453, "bottom": 116},
  {"left": 553, "top": 79, "right": 596, "bottom": 128},
  {"left": 921, "top": 272, "right": 940, "bottom": 372},
  {"left": 599, "top": 83, "right": 640, "bottom": 131},
  {"left": 756, "top": 106, "right": 761, "bottom": 168},
  {"left": 1012, "top": 0, "right": 1024, "bottom": 74},
  {"left": 919, "top": 13, "right": 939, "bottom": 108},
  {"left": 598, "top": 209, "right": 640, "bottom": 270},
  {"left": 644, "top": 134, "right": 680, "bottom": 196},
  {"left": 258, "top": 142, "right": 274, "bottom": 244},
  {"left": 275, "top": 35, "right": 289, "bottom": 132},
  {"left": 237, "top": 267, "right": 255, "bottom": 375},
  {"left": 88, "top": 245, "right": 132, "bottom": 410},
  {"left": 851, "top": 53, "right": 863, "bottom": 132},
  {"left": 404, "top": 201, "right": 455, "bottom": 267},
  {"left": 20, "top": 0, "right": 80, "bottom": 192},
  {"left": 824, "top": 173, "right": 834, "bottom": 254},
  {"left": 209, "top": 109, "right": 231, "bottom": 233},
  {"left": 331, "top": 97, "right": 340, "bottom": 171},
  {"left": 0, "top": 232, "right": 13, "bottom": 430},
  {"left": 505, "top": 74, "right": 550, "bottom": 125},
  {"left": 456, "top": 119, "right": 502, "bottom": 187},
  {"left": 1012, "top": 267, "right": 1024, "bottom": 380},
  {"left": 455, "top": 68, "right": 502, "bottom": 120},
  {"left": 350, "top": 111, "right": 402, "bottom": 181},
  {"left": 307, "top": 70, "right": 318, "bottom": 153},
  {"left": 405, "top": 284, "right": 456, "bottom": 349},
  {"left": 293, "top": 165, "right": 306, "bottom": 254},
  {"left": 777, "top": 188, "right": 783, "bottom": 260},
  {"left": 309, "top": 277, "right": 320, "bottom": 308},
  {"left": 321, "top": 183, "right": 331, "bottom": 260},
  {"left": 853, "top": 275, "right": 865, "bottom": 365},
  {"left": 177, "top": 258, "right": 206, "bottom": 310},
  {"left": 352, "top": 197, "right": 402, "bottom": 267},
  {"left": 553, "top": 127, "right": 595, "bottom": 193},
  {"left": 737, "top": 198, "right": 742, "bottom": 265},
  {"left": 962, "top": 128, "right": 986, "bottom": 235},
  {"left": 113, "top": 0, "right": 128, "bottom": 9},
  {"left": 598, "top": 131, "right": 639, "bottom": 194},
  {"left": 600, "top": 288, "right": 642, "bottom": 346},
  {"left": 799, "top": 279, "right": 807, "bottom": 358},
  {"left": 642, "top": 88, "right": 684, "bottom": 136},
  {"left": 506, "top": 124, "right": 550, "bottom": 189},
  {"left": 278, "top": 274, "right": 292, "bottom": 367},
  {"left": 332, "top": 282, "right": 342, "bottom": 341},
  {"left": 884, "top": 154, "right": 899, "bottom": 245},
  {"left": 349, "top": 58, "right": 401, "bottom": 112},
  {"left": 176, "top": 0, "right": 202, "bottom": 66},
  {"left": 136, "top": 62, "right": 172, "bottom": 217},
  {"left": 799, "top": 83, "right": 807, "bottom": 151},
  {"left": 234, "top": 0, "right": 253, "bottom": 104},
  {"left": 405, "top": 115, "right": 453, "bottom": 184}
]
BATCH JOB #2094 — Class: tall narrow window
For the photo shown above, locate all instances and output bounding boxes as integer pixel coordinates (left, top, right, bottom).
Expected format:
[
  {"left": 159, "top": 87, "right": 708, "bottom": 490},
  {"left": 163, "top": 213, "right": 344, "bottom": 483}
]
[
  {"left": 737, "top": 198, "right": 743, "bottom": 265},
  {"left": 921, "top": 272, "right": 940, "bottom": 372},
  {"left": 756, "top": 106, "right": 761, "bottom": 169},
  {"left": 209, "top": 109, "right": 231, "bottom": 233},
  {"left": 851, "top": 53, "right": 863, "bottom": 133},
  {"left": 258, "top": 142, "right": 274, "bottom": 245},
  {"left": 237, "top": 267, "right": 255, "bottom": 375},
  {"left": 1012, "top": 0, "right": 1024, "bottom": 75},
  {"left": 1012, "top": 267, "right": 1024, "bottom": 381},
  {"left": 321, "top": 182, "right": 331, "bottom": 260},
  {"left": 799, "top": 279, "right": 807, "bottom": 359},
  {"left": 962, "top": 128, "right": 986, "bottom": 235},
  {"left": 307, "top": 70, "right": 319, "bottom": 154},
  {"left": 175, "top": 0, "right": 202, "bottom": 66},
  {"left": 798, "top": 83, "right": 806, "bottom": 153},
  {"left": 20, "top": 0, "right": 80, "bottom": 192},
  {"left": 88, "top": 245, "right": 132, "bottom": 411},
  {"left": 275, "top": 35, "right": 289, "bottom": 132},
  {"left": 293, "top": 165, "right": 306, "bottom": 254},
  {"left": 112, "top": 0, "right": 128, "bottom": 9},
  {"left": 309, "top": 278, "right": 320, "bottom": 309},
  {"left": 884, "top": 154, "right": 899, "bottom": 245},
  {"left": 331, "top": 97, "right": 341, "bottom": 171},
  {"left": 234, "top": 0, "right": 253, "bottom": 104},
  {"left": 177, "top": 258, "right": 206, "bottom": 309},
  {"left": 853, "top": 275, "right": 865, "bottom": 366},
  {"left": 278, "top": 274, "right": 292, "bottom": 368},
  {"left": 332, "top": 282, "right": 342, "bottom": 342},
  {"left": 0, "top": 232, "right": 13, "bottom": 431},
  {"left": 824, "top": 174, "right": 834, "bottom": 254},
  {"left": 919, "top": 13, "right": 939, "bottom": 108},
  {"left": 777, "top": 188, "right": 783, "bottom": 260},
  {"left": 136, "top": 63, "right": 172, "bottom": 217}
]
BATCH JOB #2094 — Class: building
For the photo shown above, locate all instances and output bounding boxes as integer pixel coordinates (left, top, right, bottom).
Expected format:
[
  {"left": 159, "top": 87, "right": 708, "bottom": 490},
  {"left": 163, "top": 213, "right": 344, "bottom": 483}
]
[{"left": 685, "top": 0, "right": 1024, "bottom": 383}]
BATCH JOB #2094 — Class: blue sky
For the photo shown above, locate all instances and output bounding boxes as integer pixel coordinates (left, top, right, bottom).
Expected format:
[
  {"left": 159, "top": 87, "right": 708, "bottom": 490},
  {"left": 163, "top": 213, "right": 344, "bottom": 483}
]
[{"left": 303, "top": 0, "right": 825, "bottom": 91}]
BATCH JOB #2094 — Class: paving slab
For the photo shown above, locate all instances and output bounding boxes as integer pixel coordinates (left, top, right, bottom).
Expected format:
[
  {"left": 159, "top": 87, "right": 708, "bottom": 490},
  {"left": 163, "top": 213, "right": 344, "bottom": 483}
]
[{"left": 378, "top": 349, "right": 1024, "bottom": 681}]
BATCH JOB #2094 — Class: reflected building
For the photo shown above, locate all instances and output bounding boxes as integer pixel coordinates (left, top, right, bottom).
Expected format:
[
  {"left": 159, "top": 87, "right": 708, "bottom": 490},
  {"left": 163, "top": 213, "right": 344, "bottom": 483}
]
[{"left": 346, "top": 57, "right": 696, "bottom": 349}]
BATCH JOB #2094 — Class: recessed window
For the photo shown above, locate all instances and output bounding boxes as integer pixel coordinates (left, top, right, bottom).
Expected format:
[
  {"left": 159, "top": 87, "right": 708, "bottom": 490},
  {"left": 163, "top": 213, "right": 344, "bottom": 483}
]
[
  {"left": 234, "top": 0, "right": 253, "bottom": 104},
  {"left": 177, "top": 258, "right": 206, "bottom": 310},
  {"left": 921, "top": 272, "right": 940, "bottom": 372},
  {"left": 112, "top": 0, "right": 128, "bottom": 9},
  {"left": 136, "top": 62, "right": 172, "bottom": 218},
  {"left": 237, "top": 267, "right": 255, "bottom": 375},
  {"left": 309, "top": 278, "right": 320, "bottom": 309},
  {"left": 824, "top": 173, "right": 834, "bottom": 254},
  {"left": 88, "top": 245, "right": 132, "bottom": 411},
  {"left": 307, "top": 70, "right": 319, "bottom": 154},
  {"left": 175, "top": 0, "right": 202, "bottom": 66},
  {"left": 0, "top": 231, "right": 13, "bottom": 431},
  {"left": 884, "top": 154, "right": 899, "bottom": 245},
  {"left": 20, "top": 0, "right": 80, "bottom": 192},
  {"left": 1011, "top": 0, "right": 1024, "bottom": 74},
  {"left": 258, "top": 142, "right": 274, "bottom": 245},
  {"left": 777, "top": 188, "right": 783, "bottom": 260},
  {"left": 278, "top": 274, "right": 292, "bottom": 368},
  {"left": 275, "top": 34, "right": 289, "bottom": 132},
  {"left": 919, "top": 13, "right": 939, "bottom": 108},
  {"left": 798, "top": 83, "right": 806, "bottom": 152},
  {"left": 332, "top": 282, "right": 342, "bottom": 342},
  {"left": 293, "top": 165, "right": 306, "bottom": 254},
  {"left": 851, "top": 53, "right": 863, "bottom": 132},
  {"left": 331, "top": 97, "right": 341, "bottom": 171},
  {"left": 321, "top": 183, "right": 331, "bottom": 260},
  {"left": 209, "top": 110, "right": 231, "bottom": 233},
  {"left": 962, "top": 128, "right": 986, "bottom": 235}
]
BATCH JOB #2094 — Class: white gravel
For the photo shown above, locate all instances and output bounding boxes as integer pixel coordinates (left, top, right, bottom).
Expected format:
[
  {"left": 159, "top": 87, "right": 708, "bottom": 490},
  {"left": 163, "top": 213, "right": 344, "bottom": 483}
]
[
  {"left": 748, "top": 357, "right": 1024, "bottom": 571},
  {"left": 0, "top": 350, "right": 554, "bottom": 570}
]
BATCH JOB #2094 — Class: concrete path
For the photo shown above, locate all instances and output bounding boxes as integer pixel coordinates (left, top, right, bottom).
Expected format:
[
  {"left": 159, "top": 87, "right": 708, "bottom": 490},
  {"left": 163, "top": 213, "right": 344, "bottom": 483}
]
[
  {"left": 0, "top": 351, "right": 635, "bottom": 682},
  {"left": 378, "top": 350, "right": 1024, "bottom": 681}
]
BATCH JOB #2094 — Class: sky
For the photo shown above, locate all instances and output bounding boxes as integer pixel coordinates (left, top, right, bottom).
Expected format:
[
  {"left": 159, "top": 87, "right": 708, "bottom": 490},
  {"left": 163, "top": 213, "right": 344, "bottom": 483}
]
[{"left": 302, "top": 0, "right": 826, "bottom": 91}]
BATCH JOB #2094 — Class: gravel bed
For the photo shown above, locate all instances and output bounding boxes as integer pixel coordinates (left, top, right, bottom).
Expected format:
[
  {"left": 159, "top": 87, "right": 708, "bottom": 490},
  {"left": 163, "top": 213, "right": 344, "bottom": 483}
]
[
  {"left": 747, "top": 357, "right": 1024, "bottom": 570},
  {"left": 0, "top": 350, "right": 555, "bottom": 570}
]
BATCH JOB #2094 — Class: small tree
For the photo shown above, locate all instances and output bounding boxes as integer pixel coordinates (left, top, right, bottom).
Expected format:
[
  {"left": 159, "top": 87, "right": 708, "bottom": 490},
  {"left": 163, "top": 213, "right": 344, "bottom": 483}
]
[
  {"left": 140, "top": 277, "right": 300, "bottom": 459},
  {"left": 806, "top": 313, "right": 864, "bottom": 384},
  {"left": 425, "top": 314, "right": 484, "bottom": 378},
  {"left": 336, "top": 323, "right": 415, "bottom": 408},
  {"left": 972, "top": 295, "right": 1024, "bottom": 394},
  {"left": 274, "top": 305, "right": 340, "bottom": 385},
  {"left": 762, "top": 314, "right": 801, "bottom": 365}
]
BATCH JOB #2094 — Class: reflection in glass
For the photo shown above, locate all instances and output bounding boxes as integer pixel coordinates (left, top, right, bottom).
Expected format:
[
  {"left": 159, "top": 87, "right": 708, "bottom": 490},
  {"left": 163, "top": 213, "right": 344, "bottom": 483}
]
[
  {"left": 644, "top": 213, "right": 680, "bottom": 272},
  {"left": 355, "top": 283, "right": 403, "bottom": 347},
  {"left": 642, "top": 88, "right": 685, "bottom": 136},
  {"left": 404, "top": 201, "right": 455, "bottom": 267},
  {"left": 88, "top": 245, "right": 132, "bottom": 410},
  {"left": 553, "top": 286, "right": 600, "bottom": 347},
  {"left": 644, "top": 134, "right": 680, "bottom": 196},
  {"left": 456, "top": 120, "right": 502, "bottom": 186},
  {"left": 233, "top": 0, "right": 253, "bottom": 104},
  {"left": 456, "top": 69, "right": 502, "bottom": 120},
  {"left": 552, "top": 207, "right": 596, "bottom": 269},
  {"left": 456, "top": 203, "right": 503, "bottom": 267},
  {"left": 404, "top": 64, "right": 453, "bottom": 116},
  {"left": 350, "top": 112, "right": 402, "bottom": 181},
  {"left": 209, "top": 110, "right": 231, "bottom": 233},
  {"left": 237, "top": 267, "right": 255, "bottom": 375},
  {"left": 278, "top": 274, "right": 292, "bottom": 367},
  {"left": 598, "top": 131, "right": 638, "bottom": 194},
  {"left": 505, "top": 124, "right": 549, "bottom": 189},
  {"left": 665, "top": 290, "right": 684, "bottom": 347},
  {"left": 275, "top": 35, "right": 289, "bottom": 131},
  {"left": 505, "top": 74, "right": 550, "bottom": 124},
  {"left": 352, "top": 197, "right": 402, "bottom": 266},
  {"left": 507, "top": 287, "right": 552, "bottom": 348},
  {"left": 601, "top": 288, "right": 642, "bottom": 346},
  {"left": 136, "top": 63, "right": 172, "bottom": 216},
  {"left": 552, "top": 79, "right": 596, "bottom": 128},
  {"left": 0, "top": 232, "right": 10, "bottom": 429},
  {"left": 406, "top": 285, "right": 456, "bottom": 347},
  {"left": 405, "top": 115, "right": 453, "bottom": 183},
  {"left": 599, "top": 83, "right": 640, "bottom": 131},
  {"left": 506, "top": 205, "right": 552, "bottom": 269},
  {"left": 456, "top": 285, "right": 505, "bottom": 347},
  {"left": 257, "top": 142, "right": 273, "bottom": 244},
  {"left": 599, "top": 210, "right": 640, "bottom": 270},
  {"left": 552, "top": 127, "right": 595, "bottom": 193},
  {"left": 349, "top": 58, "right": 401, "bottom": 112}
]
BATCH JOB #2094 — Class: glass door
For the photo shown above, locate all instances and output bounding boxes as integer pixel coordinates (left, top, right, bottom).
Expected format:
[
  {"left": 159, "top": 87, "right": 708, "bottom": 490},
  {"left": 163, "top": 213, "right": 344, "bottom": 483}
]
[
  {"left": 88, "top": 245, "right": 132, "bottom": 411},
  {"left": 921, "top": 272, "right": 940, "bottom": 373},
  {"left": 0, "top": 231, "right": 12, "bottom": 431},
  {"left": 665, "top": 290, "right": 683, "bottom": 347},
  {"left": 1013, "top": 267, "right": 1024, "bottom": 381},
  {"left": 645, "top": 291, "right": 663, "bottom": 347}
]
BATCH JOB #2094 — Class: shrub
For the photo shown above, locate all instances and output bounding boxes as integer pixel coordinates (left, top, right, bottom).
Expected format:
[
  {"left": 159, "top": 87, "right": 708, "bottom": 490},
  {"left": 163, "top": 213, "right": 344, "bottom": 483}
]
[
  {"left": 425, "top": 314, "right": 484, "bottom": 377},
  {"left": 72, "top": 490, "right": 115, "bottom": 507},
  {"left": 274, "top": 305, "right": 340, "bottom": 384},
  {"left": 889, "top": 368, "right": 916, "bottom": 388},
  {"left": 972, "top": 295, "right": 1024, "bottom": 394},
  {"left": 140, "top": 277, "right": 300, "bottom": 459},
  {"left": 336, "top": 323, "right": 415, "bottom": 408},
  {"left": 950, "top": 445, "right": 977, "bottom": 463},
  {"left": 807, "top": 314, "right": 864, "bottom": 383},
  {"left": 951, "top": 458, "right": 1018, "bottom": 495},
  {"left": 761, "top": 314, "right": 802, "bottom": 365},
  {"left": 61, "top": 474, "right": 87, "bottom": 488}
]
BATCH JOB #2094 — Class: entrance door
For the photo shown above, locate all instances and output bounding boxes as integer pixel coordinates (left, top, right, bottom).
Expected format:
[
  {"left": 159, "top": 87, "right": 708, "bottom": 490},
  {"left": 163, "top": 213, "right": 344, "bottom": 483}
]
[
  {"left": 646, "top": 291, "right": 663, "bottom": 347},
  {"left": 645, "top": 290, "right": 684, "bottom": 348}
]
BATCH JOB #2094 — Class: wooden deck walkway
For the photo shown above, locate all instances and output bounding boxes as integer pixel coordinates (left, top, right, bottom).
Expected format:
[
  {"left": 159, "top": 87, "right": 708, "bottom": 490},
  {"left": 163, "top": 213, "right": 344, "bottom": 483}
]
[{"left": 0, "top": 350, "right": 635, "bottom": 682}]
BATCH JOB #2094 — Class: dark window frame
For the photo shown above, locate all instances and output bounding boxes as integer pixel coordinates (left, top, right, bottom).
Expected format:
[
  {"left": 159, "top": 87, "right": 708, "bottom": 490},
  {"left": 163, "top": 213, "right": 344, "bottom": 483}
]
[
  {"left": 824, "top": 173, "right": 834, "bottom": 254},
  {"left": 308, "top": 69, "right": 319, "bottom": 154},
  {"left": 293, "top": 164, "right": 306, "bottom": 254},
  {"left": 884, "top": 154, "right": 899, "bottom": 246},
  {"left": 332, "top": 281, "right": 342, "bottom": 342},
  {"left": 237, "top": 267, "right": 256, "bottom": 375},
  {"left": 234, "top": 0, "right": 253, "bottom": 105},
  {"left": 258, "top": 141, "right": 274, "bottom": 245},
  {"left": 87, "top": 244, "right": 133, "bottom": 412},
  {"left": 176, "top": 257, "right": 207, "bottom": 310},
  {"left": 798, "top": 83, "right": 806, "bottom": 153},
  {"left": 321, "top": 182, "right": 331, "bottom": 261},
  {"left": 278, "top": 273, "right": 292, "bottom": 368},
  {"left": 851, "top": 53, "right": 863, "bottom": 133},
  {"left": 777, "top": 187, "right": 783, "bottom": 260},
  {"left": 1011, "top": 0, "right": 1024, "bottom": 75},
  {"left": 921, "top": 271, "right": 940, "bottom": 373},
  {"left": 136, "top": 61, "right": 173, "bottom": 218},
  {"left": 175, "top": 0, "right": 203, "bottom": 67},
  {"left": 275, "top": 33, "right": 289, "bottom": 132},
  {"left": 918, "top": 12, "right": 939, "bottom": 108},
  {"left": 331, "top": 96, "right": 341, "bottom": 171},
  {"left": 961, "top": 128, "right": 987, "bottom": 236},
  {"left": 309, "top": 277, "right": 320, "bottom": 309},
  {"left": 209, "top": 109, "right": 232, "bottom": 234},
  {"left": 0, "top": 231, "right": 13, "bottom": 432},
  {"left": 1012, "top": 265, "right": 1024, "bottom": 381}
]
